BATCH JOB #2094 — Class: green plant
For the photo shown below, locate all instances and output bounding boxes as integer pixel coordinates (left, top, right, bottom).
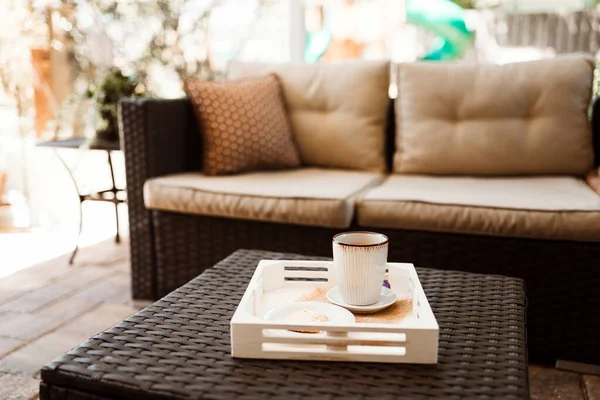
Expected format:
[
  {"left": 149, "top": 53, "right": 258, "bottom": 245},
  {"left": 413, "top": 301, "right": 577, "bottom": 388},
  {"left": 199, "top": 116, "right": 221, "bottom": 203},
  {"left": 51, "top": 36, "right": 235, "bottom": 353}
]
[
  {"left": 586, "top": 0, "right": 600, "bottom": 8},
  {"left": 450, "top": 0, "right": 477, "bottom": 8},
  {"left": 86, "top": 69, "right": 144, "bottom": 142},
  {"left": 449, "top": 0, "right": 501, "bottom": 8}
]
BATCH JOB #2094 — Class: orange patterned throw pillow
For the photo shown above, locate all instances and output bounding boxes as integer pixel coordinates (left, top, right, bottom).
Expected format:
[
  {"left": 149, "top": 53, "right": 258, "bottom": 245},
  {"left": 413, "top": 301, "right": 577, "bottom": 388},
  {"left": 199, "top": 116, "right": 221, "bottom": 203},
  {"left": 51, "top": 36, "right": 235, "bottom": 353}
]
[{"left": 185, "top": 75, "right": 301, "bottom": 176}]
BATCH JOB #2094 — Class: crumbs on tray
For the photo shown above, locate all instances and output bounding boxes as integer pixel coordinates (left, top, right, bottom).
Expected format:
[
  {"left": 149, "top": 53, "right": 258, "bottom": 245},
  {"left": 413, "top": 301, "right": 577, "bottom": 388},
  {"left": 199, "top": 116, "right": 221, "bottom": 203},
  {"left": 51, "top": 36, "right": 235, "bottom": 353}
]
[
  {"left": 287, "top": 308, "right": 329, "bottom": 334},
  {"left": 296, "top": 286, "right": 413, "bottom": 324}
]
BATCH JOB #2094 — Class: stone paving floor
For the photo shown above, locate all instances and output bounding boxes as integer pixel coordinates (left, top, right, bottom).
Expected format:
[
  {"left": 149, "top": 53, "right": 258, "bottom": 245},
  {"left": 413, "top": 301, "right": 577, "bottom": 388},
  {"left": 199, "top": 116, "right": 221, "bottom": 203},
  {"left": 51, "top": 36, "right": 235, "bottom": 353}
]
[{"left": 0, "top": 238, "right": 598, "bottom": 400}]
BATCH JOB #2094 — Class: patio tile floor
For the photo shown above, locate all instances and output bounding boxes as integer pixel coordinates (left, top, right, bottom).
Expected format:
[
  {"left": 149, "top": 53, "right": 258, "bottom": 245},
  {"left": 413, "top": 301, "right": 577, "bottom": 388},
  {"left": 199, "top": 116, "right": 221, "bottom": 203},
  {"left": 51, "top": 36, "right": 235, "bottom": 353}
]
[{"left": 584, "top": 375, "right": 600, "bottom": 400}]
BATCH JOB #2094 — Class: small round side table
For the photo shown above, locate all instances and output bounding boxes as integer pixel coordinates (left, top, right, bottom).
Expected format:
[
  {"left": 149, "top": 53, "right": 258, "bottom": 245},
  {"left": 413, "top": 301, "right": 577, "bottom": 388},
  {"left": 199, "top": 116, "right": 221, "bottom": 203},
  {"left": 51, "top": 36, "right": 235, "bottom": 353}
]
[{"left": 37, "top": 138, "right": 126, "bottom": 264}]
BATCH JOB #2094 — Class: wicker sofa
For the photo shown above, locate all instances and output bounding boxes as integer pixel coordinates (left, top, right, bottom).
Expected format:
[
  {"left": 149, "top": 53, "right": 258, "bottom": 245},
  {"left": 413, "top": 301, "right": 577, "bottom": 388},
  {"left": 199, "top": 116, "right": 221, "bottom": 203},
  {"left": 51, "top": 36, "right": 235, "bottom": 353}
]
[{"left": 120, "top": 56, "right": 600, "bottom": 365}]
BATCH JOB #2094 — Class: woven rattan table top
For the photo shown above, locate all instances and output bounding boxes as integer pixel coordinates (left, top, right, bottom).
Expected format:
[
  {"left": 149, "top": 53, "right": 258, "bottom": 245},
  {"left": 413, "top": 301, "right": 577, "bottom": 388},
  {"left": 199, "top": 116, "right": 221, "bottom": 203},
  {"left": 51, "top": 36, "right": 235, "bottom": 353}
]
[{"left": 40, "top": 249, "right": 529, "bottom": 400}]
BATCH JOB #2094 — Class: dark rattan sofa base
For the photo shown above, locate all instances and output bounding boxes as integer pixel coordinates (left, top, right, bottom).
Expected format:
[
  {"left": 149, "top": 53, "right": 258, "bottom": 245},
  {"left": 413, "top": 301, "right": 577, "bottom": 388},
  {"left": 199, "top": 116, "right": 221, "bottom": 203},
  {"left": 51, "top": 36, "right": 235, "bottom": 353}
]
[
  {"left": 41, "top": 250, "right": 529, "bottom": 400},
  {"left": 149, "top": 210, "right": 600, "bottom": 366},
  {"left": 120, "top": 97, "right": 600, "bottom": 368}
]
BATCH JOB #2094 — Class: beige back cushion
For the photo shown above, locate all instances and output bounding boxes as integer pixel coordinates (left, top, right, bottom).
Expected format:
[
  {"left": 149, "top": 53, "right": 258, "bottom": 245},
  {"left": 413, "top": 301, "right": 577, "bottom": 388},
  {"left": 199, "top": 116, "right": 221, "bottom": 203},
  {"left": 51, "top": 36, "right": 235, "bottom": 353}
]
[
  {"left": 394, "top": 55, "right": 595, "bottom": 175},
  {"left": 228, "top": 61, "right": 390, "bottom": 172}
]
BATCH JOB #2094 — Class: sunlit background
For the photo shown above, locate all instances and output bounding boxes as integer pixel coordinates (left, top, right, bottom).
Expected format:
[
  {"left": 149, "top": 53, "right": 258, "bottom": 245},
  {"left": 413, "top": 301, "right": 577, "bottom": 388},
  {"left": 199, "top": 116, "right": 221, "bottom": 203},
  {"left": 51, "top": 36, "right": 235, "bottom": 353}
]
[{"left": 1, "top": 0, "right": 599, "bottom": 275}]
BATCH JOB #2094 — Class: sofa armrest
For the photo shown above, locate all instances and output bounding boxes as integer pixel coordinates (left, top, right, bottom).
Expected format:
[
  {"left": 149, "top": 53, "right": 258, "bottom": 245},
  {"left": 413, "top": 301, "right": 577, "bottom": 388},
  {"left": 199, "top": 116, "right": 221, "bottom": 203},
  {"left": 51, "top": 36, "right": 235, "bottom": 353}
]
[
  {"left": 119, "top": 97, "right": 201, "bottom": 179},
  {"left": 118, "top": 97, "right": 201, "bottom": 299},
  {"left": 592, "top": 97, "right": 600, "bottom": 167}
]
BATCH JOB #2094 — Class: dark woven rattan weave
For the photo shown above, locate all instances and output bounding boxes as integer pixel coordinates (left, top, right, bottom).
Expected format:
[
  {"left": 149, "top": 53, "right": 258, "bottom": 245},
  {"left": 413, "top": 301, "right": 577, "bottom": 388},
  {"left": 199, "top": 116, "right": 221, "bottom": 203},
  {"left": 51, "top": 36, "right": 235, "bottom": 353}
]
[
  {"left": 118, "top": 98, "right": 202, "bottom": 301},
  {"left": 119, "top": 97, "right": 600, "bottom": 366},
  {"left": 40, "top": 249, "right": 528, "bottom": 400},
  {"left": 148, "top": 211, "right": 600, "bottom": 367}
]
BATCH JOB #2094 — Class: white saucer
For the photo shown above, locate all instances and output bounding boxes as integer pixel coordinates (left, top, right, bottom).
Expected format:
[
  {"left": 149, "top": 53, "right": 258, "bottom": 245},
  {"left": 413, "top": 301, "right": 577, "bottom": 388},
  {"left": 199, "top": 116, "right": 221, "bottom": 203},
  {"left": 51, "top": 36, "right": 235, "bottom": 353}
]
[
  {"left": 326, "top": 286, "right": 397, "bottom": 314},
  {"left": 263, "top": 302, "right": 356, "bottom": 325}
]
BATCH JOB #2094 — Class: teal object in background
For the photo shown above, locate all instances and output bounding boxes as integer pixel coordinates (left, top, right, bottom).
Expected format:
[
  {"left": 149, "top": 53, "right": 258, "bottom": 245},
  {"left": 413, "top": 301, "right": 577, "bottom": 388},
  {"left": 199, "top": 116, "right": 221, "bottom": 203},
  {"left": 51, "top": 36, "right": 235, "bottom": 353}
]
[
  {"left": 305, "top": 29, "right": 332, "bottom": 64},
  {"left": 407, "top": 0, "right": 474, "bottom": 61}
]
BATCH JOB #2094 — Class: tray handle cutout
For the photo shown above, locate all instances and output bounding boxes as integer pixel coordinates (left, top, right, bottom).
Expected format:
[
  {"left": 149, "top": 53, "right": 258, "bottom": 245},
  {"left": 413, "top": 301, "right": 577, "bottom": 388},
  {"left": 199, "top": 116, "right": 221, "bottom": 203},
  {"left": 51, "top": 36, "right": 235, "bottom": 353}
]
[
  {"left": 261, "top": 329, "right": 409, "bottom": 359},
  {"left": 283, "top": 265, "right": 330, "bottom": 282},
  {"left": 262, "top": 329, "right": 407, "bottom": 349}
]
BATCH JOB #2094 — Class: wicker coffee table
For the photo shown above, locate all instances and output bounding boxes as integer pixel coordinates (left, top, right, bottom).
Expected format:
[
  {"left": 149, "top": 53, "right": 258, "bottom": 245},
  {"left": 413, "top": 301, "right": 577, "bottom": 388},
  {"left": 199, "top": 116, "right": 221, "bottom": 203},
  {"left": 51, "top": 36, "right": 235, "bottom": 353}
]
[{"left": 40, "top": 249, "right": 529, "bottom": 399}]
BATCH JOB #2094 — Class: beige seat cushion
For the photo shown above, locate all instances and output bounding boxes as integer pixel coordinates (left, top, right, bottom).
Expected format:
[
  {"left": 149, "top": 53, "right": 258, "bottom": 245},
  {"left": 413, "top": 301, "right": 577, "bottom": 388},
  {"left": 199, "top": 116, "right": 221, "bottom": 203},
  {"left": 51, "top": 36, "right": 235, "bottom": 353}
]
[
  {"left": 394, "top": 55, "right": 595, "bottom": 175},
  {"left": 145, "top": 168, "right": 384, "bottom": 228},
  {"left": 228, "top": 61, "right": 390, "bottom": 172},
  {"left": 358, "top": 175, "right": 600, "bottom": 241}
]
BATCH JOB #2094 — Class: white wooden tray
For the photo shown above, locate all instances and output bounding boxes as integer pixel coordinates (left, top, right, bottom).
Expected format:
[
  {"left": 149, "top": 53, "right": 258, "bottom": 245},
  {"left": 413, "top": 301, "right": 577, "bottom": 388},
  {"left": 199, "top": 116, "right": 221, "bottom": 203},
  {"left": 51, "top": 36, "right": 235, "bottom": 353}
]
[{"left": 230, "top": 259, "right": 439, "bottom": 364}]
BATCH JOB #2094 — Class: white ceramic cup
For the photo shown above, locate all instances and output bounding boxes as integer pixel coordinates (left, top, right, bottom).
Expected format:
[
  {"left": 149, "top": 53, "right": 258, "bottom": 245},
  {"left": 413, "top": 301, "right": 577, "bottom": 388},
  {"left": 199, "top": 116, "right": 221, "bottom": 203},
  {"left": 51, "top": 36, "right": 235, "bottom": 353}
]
[{"left": 332, "top": 231, "right": 389, "bottom": 306}]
